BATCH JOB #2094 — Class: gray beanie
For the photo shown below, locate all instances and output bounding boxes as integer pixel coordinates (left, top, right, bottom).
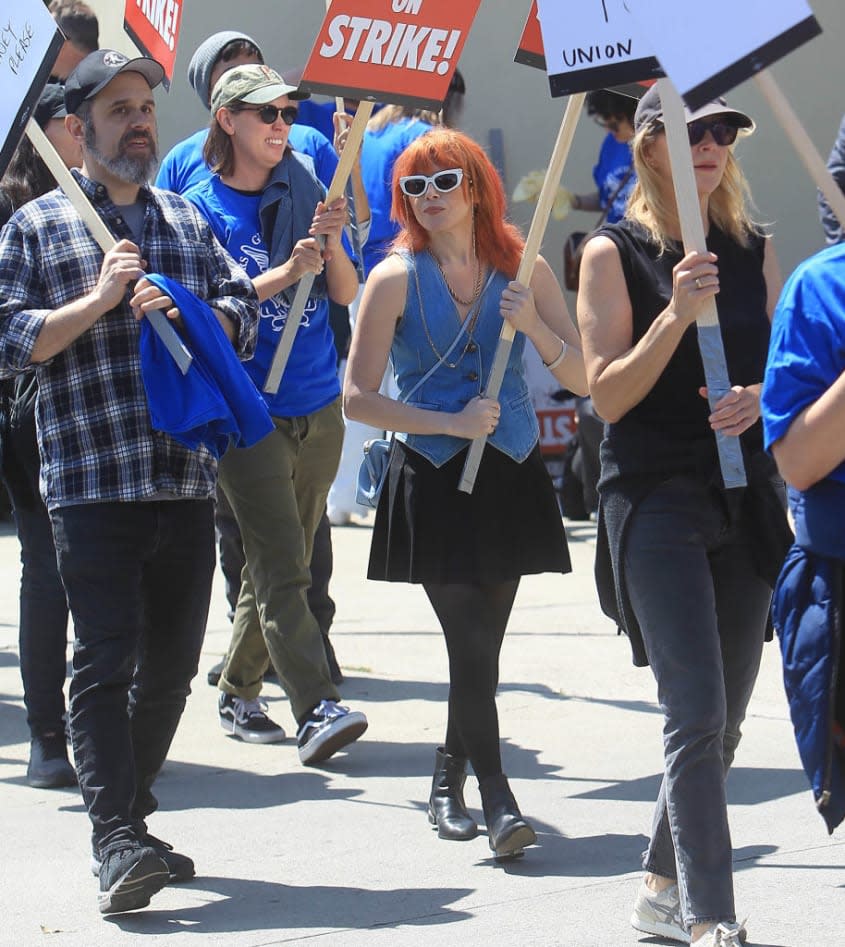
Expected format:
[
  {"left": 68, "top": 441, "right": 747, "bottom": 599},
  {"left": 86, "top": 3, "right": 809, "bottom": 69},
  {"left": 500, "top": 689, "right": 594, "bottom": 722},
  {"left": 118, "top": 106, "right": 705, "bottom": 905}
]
[{"left": 187, "top": 30, "right": 263, "bottom": 108}]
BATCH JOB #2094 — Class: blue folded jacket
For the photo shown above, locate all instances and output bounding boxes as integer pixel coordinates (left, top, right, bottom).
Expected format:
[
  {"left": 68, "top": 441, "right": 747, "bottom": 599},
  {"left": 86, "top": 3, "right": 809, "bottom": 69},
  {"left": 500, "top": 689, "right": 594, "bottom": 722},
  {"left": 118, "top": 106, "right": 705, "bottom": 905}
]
[{"left": 139, "top": 273, "right": 273, "bottom": 458}]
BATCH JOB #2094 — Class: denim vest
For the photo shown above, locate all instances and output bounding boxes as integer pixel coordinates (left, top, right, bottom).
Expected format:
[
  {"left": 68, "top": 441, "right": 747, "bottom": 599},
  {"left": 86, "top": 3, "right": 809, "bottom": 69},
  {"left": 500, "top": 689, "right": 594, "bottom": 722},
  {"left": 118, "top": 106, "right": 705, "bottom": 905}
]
[{"left": 392, "top": 250, "right": 539, "bottom": 467}]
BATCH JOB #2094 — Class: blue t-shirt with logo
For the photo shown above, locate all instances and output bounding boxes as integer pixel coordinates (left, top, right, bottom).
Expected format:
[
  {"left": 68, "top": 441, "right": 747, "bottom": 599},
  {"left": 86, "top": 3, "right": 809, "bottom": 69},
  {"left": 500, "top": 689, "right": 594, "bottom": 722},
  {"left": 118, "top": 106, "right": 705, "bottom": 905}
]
[
  {"left": 593, "top": 133, "right": 635, "bottom": 225},
  {"left": 184, "top": 175, "right": 339, "bottom": 419}
]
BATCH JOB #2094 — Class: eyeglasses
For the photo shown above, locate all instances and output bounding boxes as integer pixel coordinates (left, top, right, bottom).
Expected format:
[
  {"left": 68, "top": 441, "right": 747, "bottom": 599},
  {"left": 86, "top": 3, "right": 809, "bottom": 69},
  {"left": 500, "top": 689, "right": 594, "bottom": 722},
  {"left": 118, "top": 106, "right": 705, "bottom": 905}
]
[
  {"left": 398, "top": 168, "right": 464, "bottom": 197},
  {"left": 686, "top": 118, "right": 740, "bottom": 147},
  {"left": 235, "top": 104, "right": 299, "bottom": 126}
]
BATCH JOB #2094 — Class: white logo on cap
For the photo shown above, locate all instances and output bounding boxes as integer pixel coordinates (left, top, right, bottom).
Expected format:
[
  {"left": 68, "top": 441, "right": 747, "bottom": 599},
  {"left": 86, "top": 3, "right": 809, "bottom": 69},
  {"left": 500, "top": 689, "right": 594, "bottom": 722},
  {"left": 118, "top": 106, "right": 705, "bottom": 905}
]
[{"left": 103, "top": 51, "right": 129, "bottom": 67}]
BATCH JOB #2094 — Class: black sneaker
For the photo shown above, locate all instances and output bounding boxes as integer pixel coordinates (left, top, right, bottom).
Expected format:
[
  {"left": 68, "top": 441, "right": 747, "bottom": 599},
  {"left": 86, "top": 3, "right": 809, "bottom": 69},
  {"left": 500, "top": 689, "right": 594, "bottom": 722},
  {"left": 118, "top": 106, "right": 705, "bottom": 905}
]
[
  {"left": 296, "top": 699, "right": 368, "bottom": 765},
  {"left": 97, "top": 844, "right": 169, "bottom": 915},
  {"left": 26, "top": 734, "right": 76, "bottom": 789},
  {"left": 218, "top": 692, "right": 286, "bottom": 743},
  {"left": 92, "top": 834, "right": 195, "bottom": 883}
]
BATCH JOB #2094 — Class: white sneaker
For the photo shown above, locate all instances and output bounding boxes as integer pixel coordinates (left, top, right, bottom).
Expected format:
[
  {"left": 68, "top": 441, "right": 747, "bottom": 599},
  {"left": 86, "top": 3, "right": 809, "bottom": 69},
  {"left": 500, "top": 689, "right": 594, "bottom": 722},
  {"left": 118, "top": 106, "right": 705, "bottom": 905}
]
[
  {"left": 630, "top": 882, "right": 690, "bottom": 943},
  {"left": 694, "top": 921, "right": 746, "bottom": 947},
  {"left": 327, "top": 508, "right": 352, "bottom": 526}
]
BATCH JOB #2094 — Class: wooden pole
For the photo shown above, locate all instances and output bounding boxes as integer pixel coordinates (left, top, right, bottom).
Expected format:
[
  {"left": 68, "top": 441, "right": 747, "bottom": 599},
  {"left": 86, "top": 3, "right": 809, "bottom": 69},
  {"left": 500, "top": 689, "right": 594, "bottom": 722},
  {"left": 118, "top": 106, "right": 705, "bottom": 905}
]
[
  {"left": 754, "top": 69, "right": 845, "bottom": 234},
  {"left": 659, "top": 78, "right": 746, "bottom": 488},
  {"left": 263, "top": 99, "right": 375, "bottom": 394},
  {"left": 25, "top": 120, "right": 193, "bottom": 374},
  {"left": 458, "top": 92, "right": 585, "bottom": 494}
]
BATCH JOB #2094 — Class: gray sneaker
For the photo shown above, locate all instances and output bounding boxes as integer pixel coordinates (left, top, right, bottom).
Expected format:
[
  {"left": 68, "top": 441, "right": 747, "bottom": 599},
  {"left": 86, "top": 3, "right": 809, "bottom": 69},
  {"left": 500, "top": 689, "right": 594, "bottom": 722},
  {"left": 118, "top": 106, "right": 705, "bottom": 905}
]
[{"left": 630, "top": 881, "right": 690, "bottom": 943}]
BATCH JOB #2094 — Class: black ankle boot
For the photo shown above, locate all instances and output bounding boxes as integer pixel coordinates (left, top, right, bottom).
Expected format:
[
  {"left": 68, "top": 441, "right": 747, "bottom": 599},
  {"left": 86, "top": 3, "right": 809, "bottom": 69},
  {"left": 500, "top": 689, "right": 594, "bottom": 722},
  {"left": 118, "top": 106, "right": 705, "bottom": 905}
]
[
  {"left": 479, "top": 773, "right": 536, "bottom": 858},
  {"left": 428, "top": 747, "right": 478, "bottom": 840}
]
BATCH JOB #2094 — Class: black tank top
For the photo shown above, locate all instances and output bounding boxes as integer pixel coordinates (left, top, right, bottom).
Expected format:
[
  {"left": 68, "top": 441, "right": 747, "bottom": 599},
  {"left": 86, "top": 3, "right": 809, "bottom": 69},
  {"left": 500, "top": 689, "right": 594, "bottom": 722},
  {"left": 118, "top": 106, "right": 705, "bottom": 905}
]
[{"left": 597, "top": 219, "right": 769, "bottom": 449}]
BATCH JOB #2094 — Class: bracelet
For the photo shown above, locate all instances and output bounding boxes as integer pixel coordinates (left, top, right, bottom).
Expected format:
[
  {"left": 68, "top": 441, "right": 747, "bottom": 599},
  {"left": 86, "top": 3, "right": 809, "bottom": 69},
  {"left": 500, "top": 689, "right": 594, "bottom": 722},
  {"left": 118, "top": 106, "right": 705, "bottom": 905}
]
[{"left": 543, "top": 341, "right": 567, "bottom": 371}]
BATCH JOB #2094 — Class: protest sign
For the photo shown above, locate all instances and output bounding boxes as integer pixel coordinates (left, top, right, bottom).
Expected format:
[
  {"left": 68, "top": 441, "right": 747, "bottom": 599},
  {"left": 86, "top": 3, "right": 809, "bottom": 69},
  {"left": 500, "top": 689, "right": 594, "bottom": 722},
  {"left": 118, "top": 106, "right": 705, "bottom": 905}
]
[
  {"left": 0, "top": 0, "right": 63, "bottom": 177},
  {"left": 298, "top": 0, "right": 481, "bottom": 111},
  {"left": 535, "top": 0, "right": 662, "bottom": 99},
  {"left": 514, "top": 1, "right": 545, "bottom": 71},
  {"left": 265, "top": 0, "right": 481, "bottom": 393},
  {"left": 123, "top": 0, "right": 183, "bottom": 89},
  {"left": 626, "top": 0, "right": 820, "bottom": 111}
]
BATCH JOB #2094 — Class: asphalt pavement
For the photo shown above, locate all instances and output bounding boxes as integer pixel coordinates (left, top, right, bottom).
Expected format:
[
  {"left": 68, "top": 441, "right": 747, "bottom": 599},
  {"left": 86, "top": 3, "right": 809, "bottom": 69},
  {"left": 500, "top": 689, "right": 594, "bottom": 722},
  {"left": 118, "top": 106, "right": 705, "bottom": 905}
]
[{"left": 1, "top": 514, "right": 841, "bottom": 946}]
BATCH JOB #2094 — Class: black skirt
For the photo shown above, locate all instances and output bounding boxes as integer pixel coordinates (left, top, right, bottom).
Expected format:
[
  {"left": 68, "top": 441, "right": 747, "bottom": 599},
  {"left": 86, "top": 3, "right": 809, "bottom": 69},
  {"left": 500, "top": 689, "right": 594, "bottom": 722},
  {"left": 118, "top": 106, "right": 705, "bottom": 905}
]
[{"left": 368, "top": 440, "right": 571, "bottom": 585}]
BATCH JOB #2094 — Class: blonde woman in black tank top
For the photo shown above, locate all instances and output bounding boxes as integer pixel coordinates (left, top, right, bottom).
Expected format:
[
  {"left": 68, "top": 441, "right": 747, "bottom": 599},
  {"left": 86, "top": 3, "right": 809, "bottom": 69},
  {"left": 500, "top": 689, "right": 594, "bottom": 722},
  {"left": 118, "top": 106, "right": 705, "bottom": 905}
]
[{"left": 577, "top": 86, "right": 790, "bottom": 947}]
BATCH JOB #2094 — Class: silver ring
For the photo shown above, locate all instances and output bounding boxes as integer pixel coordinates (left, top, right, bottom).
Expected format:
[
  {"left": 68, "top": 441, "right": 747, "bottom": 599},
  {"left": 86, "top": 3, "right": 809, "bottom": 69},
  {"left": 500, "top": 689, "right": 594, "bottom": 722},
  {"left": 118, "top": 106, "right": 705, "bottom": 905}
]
[{"left": 695, "top": 277, "right": 703, "bottom": 289}]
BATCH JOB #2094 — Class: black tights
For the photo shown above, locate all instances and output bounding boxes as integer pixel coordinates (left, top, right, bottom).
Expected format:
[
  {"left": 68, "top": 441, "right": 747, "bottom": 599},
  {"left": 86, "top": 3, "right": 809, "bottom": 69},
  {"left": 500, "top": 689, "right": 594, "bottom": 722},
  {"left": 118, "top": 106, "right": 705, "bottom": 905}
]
[{"left": 423, "top": 579, "right": 519, "bottom": 782}]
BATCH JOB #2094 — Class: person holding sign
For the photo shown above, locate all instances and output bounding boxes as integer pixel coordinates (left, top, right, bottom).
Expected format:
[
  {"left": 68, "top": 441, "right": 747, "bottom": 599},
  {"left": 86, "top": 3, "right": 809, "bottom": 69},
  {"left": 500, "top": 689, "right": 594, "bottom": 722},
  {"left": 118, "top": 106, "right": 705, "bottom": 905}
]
[
  {"left": 185, "top": 64, "right": 369, "bottom": 767},
  {"left": 578, "top": 86, "right": 791, "bottom": 946},
  {"left": 344, "top": 128, "right": 586, "bottom": 859},
  {"left": 0, "top": 49, "right": 259, "bottom": 914}
]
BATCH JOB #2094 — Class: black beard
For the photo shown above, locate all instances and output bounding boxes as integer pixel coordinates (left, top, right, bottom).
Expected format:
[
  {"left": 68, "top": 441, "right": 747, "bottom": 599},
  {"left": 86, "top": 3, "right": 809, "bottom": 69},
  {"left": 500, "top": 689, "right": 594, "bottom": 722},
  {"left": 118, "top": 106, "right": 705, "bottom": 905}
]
[{"left": 84, "top": 123, "right": 159, "bottom": 186}]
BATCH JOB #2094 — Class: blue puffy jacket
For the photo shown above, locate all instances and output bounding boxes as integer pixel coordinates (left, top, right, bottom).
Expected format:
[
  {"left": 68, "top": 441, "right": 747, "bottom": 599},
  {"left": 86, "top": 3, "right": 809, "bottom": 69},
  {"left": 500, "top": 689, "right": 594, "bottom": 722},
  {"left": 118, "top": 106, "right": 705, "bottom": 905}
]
[{"left": 773, "top": 543, "right": 845, "bottom": 833}]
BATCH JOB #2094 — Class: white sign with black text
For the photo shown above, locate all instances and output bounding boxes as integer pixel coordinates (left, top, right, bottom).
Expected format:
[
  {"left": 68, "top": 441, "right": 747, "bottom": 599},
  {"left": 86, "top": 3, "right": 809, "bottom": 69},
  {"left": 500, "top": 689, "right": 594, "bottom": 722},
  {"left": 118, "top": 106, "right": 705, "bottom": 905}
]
[
  {"left": 0, "top": 0, "right": 64, "bottom": 176},
  {"left": 535, "top": 0, "right": 662, "bottom": 98},
  {"left": 626, "top": 0, "right": 821, "bottom": 110}
]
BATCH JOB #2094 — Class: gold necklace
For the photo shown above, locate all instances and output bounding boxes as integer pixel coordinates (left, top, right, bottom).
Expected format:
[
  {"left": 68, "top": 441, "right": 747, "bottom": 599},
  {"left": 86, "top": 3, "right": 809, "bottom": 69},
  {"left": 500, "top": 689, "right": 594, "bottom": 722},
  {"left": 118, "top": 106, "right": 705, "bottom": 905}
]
[
  {"left": 414, "top": 252, "right": 487, "bottom": 369},
  {"left": 431, "top": 251, "right": 483, "bottom": 307}
]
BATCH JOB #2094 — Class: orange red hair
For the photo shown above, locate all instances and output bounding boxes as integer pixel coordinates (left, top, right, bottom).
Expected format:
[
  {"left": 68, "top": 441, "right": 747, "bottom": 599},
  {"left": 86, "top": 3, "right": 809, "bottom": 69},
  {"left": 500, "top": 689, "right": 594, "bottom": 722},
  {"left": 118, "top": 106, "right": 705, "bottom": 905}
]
[{"left": 390, "top": 128, "right": 525, "bottom": 279}]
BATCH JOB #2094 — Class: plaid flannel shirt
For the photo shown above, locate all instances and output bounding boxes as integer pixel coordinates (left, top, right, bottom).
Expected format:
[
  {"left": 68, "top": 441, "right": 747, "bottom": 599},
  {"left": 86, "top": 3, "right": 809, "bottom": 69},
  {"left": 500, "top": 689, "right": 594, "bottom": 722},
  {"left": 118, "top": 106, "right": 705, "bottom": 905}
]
[{"left": 0, "top": 171, "right": 259, "bottom": 509}]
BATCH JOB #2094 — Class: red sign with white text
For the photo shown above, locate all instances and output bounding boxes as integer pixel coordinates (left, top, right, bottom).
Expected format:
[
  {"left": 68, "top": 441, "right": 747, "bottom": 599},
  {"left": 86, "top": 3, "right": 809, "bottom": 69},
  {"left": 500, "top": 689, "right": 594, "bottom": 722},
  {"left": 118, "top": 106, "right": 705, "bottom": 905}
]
[
  {"left": 123, "top": 0, "right": 183, "bottom": 89},
  {"left": 300, "top": 0, "right": 481, "bottom": 110},
  {"left": 515, "top": 1, "right": 545, "bottom": 71}
]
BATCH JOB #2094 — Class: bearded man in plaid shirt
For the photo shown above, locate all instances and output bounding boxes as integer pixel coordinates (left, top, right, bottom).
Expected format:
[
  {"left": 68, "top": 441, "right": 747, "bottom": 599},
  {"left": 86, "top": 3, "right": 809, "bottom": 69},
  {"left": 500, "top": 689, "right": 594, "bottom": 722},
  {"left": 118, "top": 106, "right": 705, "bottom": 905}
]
[{"left": 0, "top": 51, "right": 258, "bottom": 915}]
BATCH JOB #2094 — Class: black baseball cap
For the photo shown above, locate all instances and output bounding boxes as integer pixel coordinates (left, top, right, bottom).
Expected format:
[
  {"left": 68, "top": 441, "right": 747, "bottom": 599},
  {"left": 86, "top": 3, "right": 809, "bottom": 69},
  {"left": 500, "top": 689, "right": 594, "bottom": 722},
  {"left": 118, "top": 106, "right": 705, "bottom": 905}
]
[
  {"left": 634, "top": 84, "right": 754, "bottom": 135},
  {"left": 64, "top": 49, "right": 165, "bottom": 115},
  {"left": 34, "top": 83, "right": 68, "bottom": 129}
]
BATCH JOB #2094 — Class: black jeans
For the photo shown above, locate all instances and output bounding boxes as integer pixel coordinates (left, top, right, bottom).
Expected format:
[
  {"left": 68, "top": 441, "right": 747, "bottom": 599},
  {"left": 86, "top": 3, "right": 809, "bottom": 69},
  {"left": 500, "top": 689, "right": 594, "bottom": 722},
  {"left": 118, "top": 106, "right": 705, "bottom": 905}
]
[
  {"left": 50, "top": 499, "right": 215, "bottom": 855},
  {"left": 1, "top": 385, "right": 70, "bottom": 739}
]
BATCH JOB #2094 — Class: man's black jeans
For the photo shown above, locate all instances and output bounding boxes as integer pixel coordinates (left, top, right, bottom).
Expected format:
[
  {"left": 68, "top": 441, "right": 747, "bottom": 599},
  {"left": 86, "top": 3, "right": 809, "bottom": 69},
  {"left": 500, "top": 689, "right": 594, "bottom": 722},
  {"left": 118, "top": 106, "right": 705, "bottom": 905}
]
[{"left": 51, "top": 499, "right": 215, "bottom": 856}]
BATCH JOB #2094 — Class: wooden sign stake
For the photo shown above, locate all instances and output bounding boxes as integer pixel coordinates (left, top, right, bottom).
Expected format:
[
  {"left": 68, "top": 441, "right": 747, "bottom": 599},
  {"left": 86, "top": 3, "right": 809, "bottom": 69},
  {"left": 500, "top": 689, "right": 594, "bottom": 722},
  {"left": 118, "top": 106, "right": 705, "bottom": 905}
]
[
  {"left": 458, "top": 92, "right": 585, "bottom": 494},
  {"left": 754, "top": 69, "right": 845, "bottom": 234},
  {"left": 263, "top": 99, "right": 375, "bottom": 394},
  {"left": 659, "top": 78, "right": 746, "bottom": 488}
]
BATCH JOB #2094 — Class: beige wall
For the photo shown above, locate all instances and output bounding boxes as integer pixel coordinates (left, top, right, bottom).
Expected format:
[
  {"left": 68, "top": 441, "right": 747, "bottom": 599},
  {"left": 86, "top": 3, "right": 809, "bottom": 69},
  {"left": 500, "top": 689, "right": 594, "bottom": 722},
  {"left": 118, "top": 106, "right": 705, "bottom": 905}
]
[{"left": 87, "top": 0, "right": 844, "bottom": 288}]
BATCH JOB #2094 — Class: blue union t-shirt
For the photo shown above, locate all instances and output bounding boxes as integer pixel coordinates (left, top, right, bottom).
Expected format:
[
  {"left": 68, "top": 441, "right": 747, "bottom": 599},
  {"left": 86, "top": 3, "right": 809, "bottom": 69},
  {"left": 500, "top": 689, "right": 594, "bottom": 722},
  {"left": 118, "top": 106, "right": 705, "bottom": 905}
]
[{"left": 185, "top": 175, "right": 340, "bottom": 419}]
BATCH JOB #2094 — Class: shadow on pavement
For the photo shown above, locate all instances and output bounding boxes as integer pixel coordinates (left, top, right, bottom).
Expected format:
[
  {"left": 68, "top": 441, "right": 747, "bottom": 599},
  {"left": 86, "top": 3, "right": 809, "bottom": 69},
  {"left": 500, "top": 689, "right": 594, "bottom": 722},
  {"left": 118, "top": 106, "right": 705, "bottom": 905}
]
[
  {"left": 568, "top": 768, "right": 809, "bottom": 806},
  {"left": 477, "top": 830, "right": 649, "bottom": 879},
  {"left": 105, "top": 879, "right": 475, "bottom": 935}
]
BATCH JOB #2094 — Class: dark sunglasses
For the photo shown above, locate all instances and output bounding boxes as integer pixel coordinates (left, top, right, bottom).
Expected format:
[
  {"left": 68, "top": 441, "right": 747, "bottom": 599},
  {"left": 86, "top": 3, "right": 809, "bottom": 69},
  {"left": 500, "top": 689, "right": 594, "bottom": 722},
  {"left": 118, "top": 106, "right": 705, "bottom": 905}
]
[
  {"left": 236, "top": 104, "right": 299, "bottom": 126},
  {"left": 399, "top": 168, "right": 464, "bottom": 197},
  {"left": 686, "top": 118, "right": 740, "bottom": 147}
]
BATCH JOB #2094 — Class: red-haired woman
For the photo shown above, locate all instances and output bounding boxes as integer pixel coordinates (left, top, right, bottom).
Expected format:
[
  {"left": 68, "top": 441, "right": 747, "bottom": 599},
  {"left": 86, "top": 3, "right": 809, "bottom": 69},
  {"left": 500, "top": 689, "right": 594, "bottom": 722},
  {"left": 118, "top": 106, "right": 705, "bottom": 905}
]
[{"left": 345, "top": 128, "right": 587, "bottom": 858}]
